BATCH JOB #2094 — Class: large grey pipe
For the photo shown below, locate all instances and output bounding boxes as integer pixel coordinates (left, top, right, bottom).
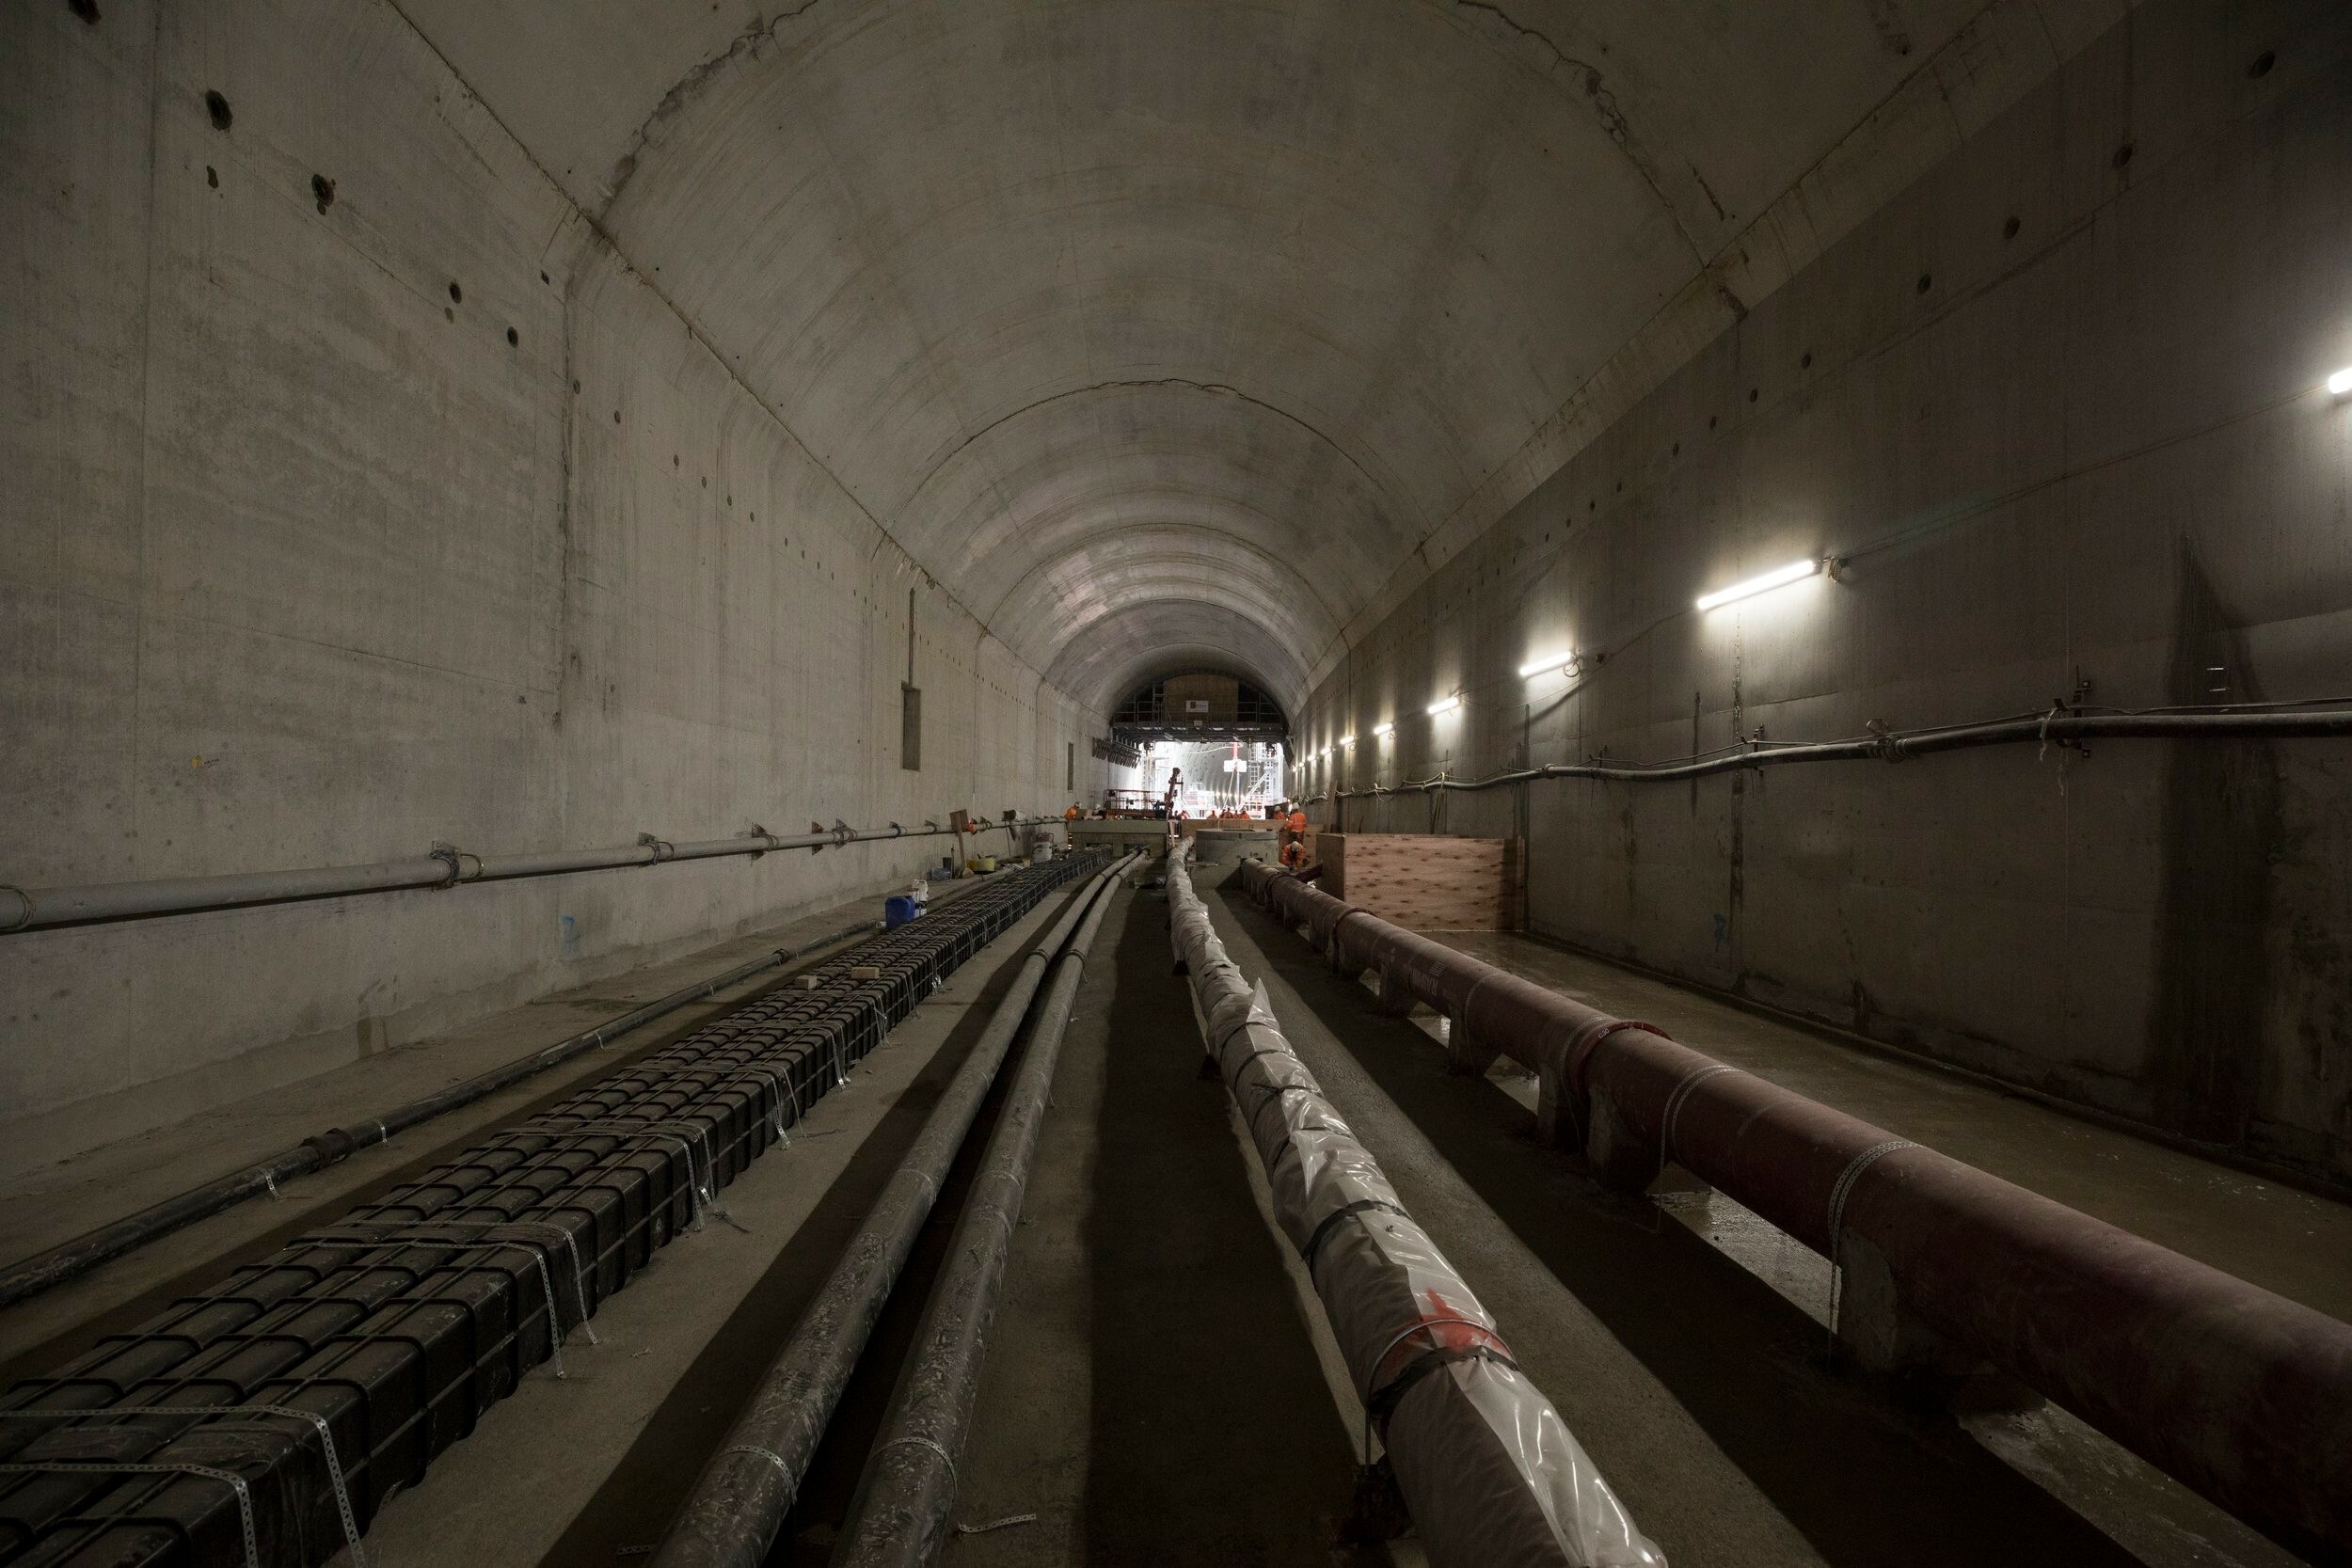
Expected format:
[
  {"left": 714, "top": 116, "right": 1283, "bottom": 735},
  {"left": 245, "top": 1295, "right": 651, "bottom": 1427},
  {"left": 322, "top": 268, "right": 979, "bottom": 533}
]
[
  {"left": 0, "top": 917, "right": 883, "bottom": 1310},
  {"left": 0, "top": 814, "right": 1057, "bottom": 932},
  {"left": 825, "top": 855, "right": 1128, "bottom": 1568},
  {"left": 647, "top": 851, "right": 1138, "bottom": 1568}
]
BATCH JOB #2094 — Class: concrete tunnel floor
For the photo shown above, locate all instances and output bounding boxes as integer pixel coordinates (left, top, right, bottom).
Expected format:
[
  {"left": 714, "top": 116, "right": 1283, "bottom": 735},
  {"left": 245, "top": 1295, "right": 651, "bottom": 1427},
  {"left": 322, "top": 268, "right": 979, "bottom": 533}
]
[{"left": 4, "top": 863, "right": 2348, "bottom": 1566}]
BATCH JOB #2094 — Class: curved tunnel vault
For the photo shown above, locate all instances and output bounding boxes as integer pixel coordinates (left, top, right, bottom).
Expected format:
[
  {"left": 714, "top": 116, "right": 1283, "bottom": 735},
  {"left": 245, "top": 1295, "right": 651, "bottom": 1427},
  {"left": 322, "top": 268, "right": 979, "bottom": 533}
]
[
  {"left": 11, "top": 3, "right": 2352, "bottom": 1565},
  {"left": 397, "top": 0, "right": 1994, "bottom": 717}
]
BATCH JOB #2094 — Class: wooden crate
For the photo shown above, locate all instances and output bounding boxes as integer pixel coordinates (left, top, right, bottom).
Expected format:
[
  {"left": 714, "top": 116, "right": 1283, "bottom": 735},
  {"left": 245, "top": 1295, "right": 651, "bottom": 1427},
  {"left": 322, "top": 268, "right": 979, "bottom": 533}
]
[{"left": 1319, "top": 833, "right": 1519, "bottom": 930}]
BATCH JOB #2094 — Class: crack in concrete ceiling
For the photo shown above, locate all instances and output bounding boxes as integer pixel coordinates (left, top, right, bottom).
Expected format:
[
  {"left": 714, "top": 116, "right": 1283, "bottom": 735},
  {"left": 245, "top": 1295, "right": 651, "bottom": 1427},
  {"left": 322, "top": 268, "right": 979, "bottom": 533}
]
[{"left": 396, "top": 0, "right": 2048, "bottom": 712}]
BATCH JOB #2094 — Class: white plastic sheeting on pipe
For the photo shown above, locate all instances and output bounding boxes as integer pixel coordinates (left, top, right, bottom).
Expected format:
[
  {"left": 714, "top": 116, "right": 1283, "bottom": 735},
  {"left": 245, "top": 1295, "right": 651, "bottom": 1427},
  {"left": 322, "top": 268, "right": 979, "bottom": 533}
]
[{"left": 1166, "top": 847, "right": 1663, "bottom": 1568}]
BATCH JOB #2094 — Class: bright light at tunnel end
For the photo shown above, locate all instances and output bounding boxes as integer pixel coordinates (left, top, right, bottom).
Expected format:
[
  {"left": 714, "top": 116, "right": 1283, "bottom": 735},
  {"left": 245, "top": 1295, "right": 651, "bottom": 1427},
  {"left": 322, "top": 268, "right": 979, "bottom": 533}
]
[
  {"left": 1427, "top": 696, "right": 1460, "bottom": 717},
  {"left": 1695, "top": 558, "right": 1820, "bottom": 613},
  {"left": 2328, "top": 366, "right": 2352, "bottom": 396}
]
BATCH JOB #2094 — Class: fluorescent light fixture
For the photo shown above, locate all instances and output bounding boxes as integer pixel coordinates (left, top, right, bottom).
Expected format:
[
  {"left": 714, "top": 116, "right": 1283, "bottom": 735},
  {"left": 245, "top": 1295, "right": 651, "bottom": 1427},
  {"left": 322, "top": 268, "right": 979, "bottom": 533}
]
[
  {"left": 1517, "top": 650, "right": 1577, "bottom": 678},
  {"left": 1695, "top": 558, "right": 1819, "bottom": 612},
  {"left": 1427, "top": 696, "right": 1460, "bottom": 717},
  {"left": 2329, "top": 366, "right": 2352, "bottom": 396},
  {"left": 1337, "top": 734, "right": 1356, "bottom": 747},
  {"left": 1372, "top": 721, "right": 1394, "bottom": 738}
]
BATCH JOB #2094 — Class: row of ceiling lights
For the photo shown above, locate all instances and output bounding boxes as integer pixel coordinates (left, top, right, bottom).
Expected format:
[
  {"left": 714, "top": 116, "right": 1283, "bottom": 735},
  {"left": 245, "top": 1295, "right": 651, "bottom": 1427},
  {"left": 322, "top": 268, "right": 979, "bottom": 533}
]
[
  {"left": 1294, "top": 365, "right": 2352, "bottom": 772},
  {"left": 1295, "top": 556, "right": 1821, "bottom": 769}
]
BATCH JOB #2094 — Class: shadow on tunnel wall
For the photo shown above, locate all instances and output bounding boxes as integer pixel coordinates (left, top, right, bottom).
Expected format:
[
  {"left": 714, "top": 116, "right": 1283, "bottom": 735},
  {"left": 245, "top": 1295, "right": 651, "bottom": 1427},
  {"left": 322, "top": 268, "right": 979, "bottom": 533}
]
[{"left": 2146, "top": 544, "right": 2280, "bottom": 1152}]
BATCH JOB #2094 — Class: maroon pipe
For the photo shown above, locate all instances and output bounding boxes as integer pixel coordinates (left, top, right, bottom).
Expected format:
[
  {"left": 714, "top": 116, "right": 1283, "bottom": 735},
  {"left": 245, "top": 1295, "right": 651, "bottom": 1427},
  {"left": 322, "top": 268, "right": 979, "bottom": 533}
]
[{"left": 1233, "top": 861, "right": 2352, "bottom": 1561}]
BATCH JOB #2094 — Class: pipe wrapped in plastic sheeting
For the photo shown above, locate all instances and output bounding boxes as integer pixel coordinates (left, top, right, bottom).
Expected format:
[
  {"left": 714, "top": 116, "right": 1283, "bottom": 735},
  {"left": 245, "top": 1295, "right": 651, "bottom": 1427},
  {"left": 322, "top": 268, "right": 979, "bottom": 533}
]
[
  {"left": 1166, "top": 847, "right": 1662, "bottom": 1568},
  {"left": 1235, "top": 859, "right": 2352, "bottom": 1563}
]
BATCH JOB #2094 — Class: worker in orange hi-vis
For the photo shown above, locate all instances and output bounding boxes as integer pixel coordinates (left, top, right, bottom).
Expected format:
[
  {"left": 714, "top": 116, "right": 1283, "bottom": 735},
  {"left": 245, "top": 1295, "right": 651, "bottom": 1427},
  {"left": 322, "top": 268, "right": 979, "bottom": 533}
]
[
  {"left": 1063, "top": 802, "right": 1083, "bottom": 820},
  {"left": 1279, "top": 801, "right": 1310, "bottom": 867}
]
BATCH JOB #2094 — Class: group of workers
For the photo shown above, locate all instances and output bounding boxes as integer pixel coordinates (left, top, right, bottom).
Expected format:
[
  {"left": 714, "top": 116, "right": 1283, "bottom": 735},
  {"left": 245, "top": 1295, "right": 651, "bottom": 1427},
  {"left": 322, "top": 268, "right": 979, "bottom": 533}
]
[{"left": 1059, "top": 795, "right": 1311, "bottom": 865}]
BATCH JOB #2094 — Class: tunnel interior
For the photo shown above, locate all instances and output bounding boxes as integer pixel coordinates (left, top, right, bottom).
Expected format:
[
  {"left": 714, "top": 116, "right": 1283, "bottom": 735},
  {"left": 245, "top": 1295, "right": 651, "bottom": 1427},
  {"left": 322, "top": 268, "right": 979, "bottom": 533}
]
[{"left": 3, "top": 1, "right": 2351, "bottom": 1566}]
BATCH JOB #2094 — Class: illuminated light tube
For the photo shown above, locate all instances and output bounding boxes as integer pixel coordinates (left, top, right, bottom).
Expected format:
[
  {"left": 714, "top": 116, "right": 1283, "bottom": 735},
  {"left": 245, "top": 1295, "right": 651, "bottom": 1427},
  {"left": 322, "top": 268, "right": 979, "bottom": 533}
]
[
  {"left": 2329, "top": 367, "right": 2352, "bottom": 396},
  {"left": 1517, "top": 650, "right": 1576, "bottom": 679},
  {"left": 1372, "top": 721, "right": 1394, "bottom": 738},
  {"left": 1695, "top": 558, "right": 1820, "bottom": 612},
  {"left": 1427, "top": 696, "right": 1460, "bottom": 717},
  {"left": 1337, "top": 735, "right": 1356, "bottom": 747}
]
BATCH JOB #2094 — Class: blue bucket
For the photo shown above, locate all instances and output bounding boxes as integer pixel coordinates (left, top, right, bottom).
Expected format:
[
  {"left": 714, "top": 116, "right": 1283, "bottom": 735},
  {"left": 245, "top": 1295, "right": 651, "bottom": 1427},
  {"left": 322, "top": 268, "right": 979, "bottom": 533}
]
[{"left": 883, "top": 894, "right": 923, "bottom": 928}]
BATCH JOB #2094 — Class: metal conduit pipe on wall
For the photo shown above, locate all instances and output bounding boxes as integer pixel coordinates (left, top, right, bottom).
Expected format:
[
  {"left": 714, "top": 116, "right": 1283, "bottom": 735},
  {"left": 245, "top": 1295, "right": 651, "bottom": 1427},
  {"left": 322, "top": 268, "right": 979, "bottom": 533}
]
[
  {"left": 648, "top": 851, "right": 1139, "bottom": 1568},
  {"left": 827, "top": 852, "right": 1135, "bottom": 1568},
  {"left": 0, "top": 815, "right": 1059, "bottom": 932},
  {"left": 1173, "top": 847, "right": 1661, "bottom": 1568},
  {"left": 1234, "top": 861, "right": 2352, "bottom": 1563},
  {"left": 1298, "top": 705, "right": 2352, "bottom": 805},
  {"left": 0, "top": 919, "right": 882, "bottom": 1311}
]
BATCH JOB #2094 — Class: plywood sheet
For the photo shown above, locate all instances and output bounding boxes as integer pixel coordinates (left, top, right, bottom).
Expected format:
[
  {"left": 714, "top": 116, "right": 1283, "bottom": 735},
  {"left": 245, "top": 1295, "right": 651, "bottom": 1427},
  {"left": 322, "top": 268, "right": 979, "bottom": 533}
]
[{"left": 1319, "top": 833, "right": 1518, "bottom": 930}]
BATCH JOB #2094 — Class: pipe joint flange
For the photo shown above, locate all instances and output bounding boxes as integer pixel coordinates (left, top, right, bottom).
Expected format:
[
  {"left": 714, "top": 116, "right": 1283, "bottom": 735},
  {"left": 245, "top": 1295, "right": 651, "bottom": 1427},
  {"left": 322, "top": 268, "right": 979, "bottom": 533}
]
[
  {"left": 830, "top": 819, "right": 854, "bottom": 849},
  {"left": 428, "top": 842, "right": 479, "bottom": 887},
  {"left": 1562, "top": 1017, "right": 1672, "bottom": 1098},
  {"left": 740, "top": 823, "right": 772, "bottom": 860},
  {"left": 301, "top": 1127, "right": 358, "bottom": 1168},
  {"left": 0, "top": 886, "right": 32, "bottom": 934},
  {"left": 637, "top": 832, "right": 675, "bottom": 863}
]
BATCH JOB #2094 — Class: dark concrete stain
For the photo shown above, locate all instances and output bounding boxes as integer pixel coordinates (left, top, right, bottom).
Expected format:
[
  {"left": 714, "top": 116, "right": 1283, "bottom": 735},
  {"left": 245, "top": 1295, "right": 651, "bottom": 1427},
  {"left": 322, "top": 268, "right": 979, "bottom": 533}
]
[
  {"left": 1690, "top": 160, "right": 1730, "bottom": 223},
  {"left": 602, "top": 0, "right": 830, "bottom": 214},
  {"left": 1862, "top": 0, "right": 1915, "bottom": 58},
  {"left": 2147, "top": 546, "right": 2279, "bottom": 1149}
]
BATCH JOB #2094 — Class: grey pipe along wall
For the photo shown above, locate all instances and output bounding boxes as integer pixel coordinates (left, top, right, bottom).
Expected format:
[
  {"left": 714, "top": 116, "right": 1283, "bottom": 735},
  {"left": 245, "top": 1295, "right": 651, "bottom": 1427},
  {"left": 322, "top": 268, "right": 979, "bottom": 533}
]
[{"left": 0, "top": 814, "right": 1060, "bottom": 932}]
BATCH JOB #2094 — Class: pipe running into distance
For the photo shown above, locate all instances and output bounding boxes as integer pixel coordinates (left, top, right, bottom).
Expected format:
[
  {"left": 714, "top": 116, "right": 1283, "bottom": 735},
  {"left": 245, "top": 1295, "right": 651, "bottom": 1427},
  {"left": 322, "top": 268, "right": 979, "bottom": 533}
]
[
  {"left": 0, "top": 814, "right": 1059, "bottom": 933},
  {"left": 0, "top": 917, "right": 885, "bottom": 1310},
  {"left": 1235, "top": 861, "right": 2352, "bottom": 1562},
  {"left": 827, "top": 852, "right": 1133, "bottom": 1568},
  {"left": 1299, "top": 704, "right": 2352, "bottom": 804},
  {"left": 651, "top": 851, "right": 1140, "bottom": 1568},
  {"left": 1174, "top": 847, "right": 1661, "bottom": 1568}
]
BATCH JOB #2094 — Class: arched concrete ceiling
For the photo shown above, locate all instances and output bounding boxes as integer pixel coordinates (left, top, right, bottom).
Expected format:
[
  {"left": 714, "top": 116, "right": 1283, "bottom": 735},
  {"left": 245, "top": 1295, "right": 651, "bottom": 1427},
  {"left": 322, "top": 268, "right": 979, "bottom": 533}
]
[{"left": 405, "top": 0, "right": 1997, "bottom": 711}]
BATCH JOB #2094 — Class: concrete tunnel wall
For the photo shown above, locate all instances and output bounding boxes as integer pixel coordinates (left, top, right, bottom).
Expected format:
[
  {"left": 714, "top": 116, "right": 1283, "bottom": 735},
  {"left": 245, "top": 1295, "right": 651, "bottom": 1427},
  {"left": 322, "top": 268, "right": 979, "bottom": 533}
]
[
  {"left": 1294, "top": 0, "right": 2352, "bottom": 1187},
  {"left": 3, "top": 0, "right": 2349, "bottom": 1196},
  {"left": 0, "top": 2, "right": 1131, "bottom": 1170}
]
